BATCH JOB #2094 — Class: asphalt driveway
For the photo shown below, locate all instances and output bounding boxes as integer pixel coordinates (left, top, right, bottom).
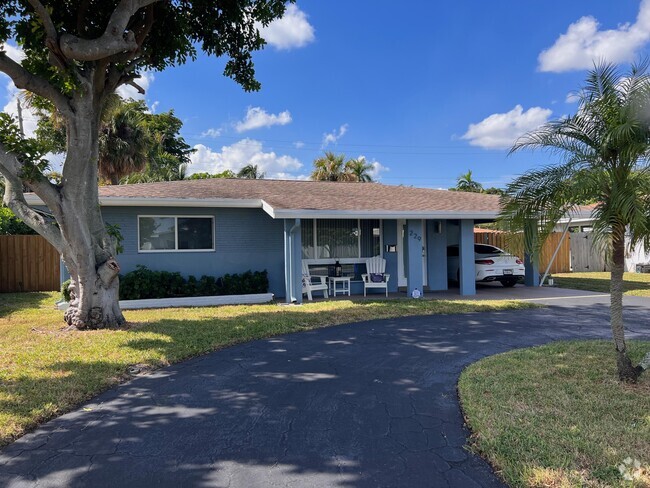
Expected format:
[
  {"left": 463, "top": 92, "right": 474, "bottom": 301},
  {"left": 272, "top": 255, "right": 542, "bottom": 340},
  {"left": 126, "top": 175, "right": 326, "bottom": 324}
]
[{"left": 1, "top": 297, "right": 648, "bottom": 488}]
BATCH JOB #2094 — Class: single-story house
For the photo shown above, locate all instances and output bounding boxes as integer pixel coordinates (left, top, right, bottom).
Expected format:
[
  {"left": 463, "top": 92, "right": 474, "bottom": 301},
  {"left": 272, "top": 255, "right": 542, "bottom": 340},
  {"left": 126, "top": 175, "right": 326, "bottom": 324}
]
[{"left": 26, "top": 179, "right": 540, "bottom": 302}]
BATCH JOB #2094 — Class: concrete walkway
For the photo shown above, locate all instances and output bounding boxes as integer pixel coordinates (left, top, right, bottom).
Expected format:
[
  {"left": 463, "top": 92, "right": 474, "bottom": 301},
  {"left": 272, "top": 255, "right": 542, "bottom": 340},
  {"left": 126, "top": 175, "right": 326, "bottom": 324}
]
[{"left": 1, "top": 298, "right": 648, "bottom": 487}]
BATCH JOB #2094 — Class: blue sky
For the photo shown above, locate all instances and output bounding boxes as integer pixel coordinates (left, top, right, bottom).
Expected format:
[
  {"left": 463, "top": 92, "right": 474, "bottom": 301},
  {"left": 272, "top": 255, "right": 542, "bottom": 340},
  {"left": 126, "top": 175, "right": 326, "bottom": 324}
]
[{"left": 3, "top": 1, "right": 650, "bottom": 188}]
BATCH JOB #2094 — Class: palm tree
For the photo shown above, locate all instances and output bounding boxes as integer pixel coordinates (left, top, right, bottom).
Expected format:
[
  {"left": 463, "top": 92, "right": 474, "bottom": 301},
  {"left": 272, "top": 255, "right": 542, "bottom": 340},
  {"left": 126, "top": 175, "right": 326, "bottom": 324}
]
[
  {"left": 311, "top": 152, "right": 348, "bottom": 181},
  {"left": 237, "top": 164, "right": 265, "bottom": 179},
  {"left": 455, "top": 169, "right": 483, "bottom": 192},
  {"left": 500, "top": 62, "right": 650, "bottom": 382},
  {"left": 98, "top": 103, "right": 153, "bottom": 185},
  {"left": 345, "top": 158, "right": 374, "bottom": 182}
]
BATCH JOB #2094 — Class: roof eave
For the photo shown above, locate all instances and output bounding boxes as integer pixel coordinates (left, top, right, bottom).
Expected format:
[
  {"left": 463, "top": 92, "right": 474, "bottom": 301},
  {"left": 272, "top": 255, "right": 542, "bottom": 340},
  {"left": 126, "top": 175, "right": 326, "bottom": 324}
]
[
  {"left": 270, "top": 209, "right": 500, "bottom": 220},
  {"left": 23, "top": 195, "right": 264, "bottom": 209}
]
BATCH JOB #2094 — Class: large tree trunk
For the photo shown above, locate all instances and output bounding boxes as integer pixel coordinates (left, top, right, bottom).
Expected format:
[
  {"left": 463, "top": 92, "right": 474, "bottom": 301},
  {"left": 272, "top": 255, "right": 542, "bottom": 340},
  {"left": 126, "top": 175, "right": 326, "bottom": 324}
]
[
  {"left": 610, "top": 229, "right": 642, "bottom": 382},
  {"left": 57, "top": 98, "right": 126, "bottom": 329}
]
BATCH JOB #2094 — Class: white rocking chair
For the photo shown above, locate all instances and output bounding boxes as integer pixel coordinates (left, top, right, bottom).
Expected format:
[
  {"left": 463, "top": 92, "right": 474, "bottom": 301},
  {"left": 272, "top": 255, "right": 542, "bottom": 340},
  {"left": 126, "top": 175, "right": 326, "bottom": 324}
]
[
  {"left": 302, "top": 262, "right": 329, "bottom": 300},
  {"left": 362, "top": 256, "right": 390, "bottom": 297}
]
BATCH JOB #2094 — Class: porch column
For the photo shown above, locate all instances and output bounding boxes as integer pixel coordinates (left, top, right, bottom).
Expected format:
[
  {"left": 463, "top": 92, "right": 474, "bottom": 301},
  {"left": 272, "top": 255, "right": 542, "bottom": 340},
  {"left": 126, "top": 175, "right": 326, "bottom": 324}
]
[
  {"left": 283, "top": 219, "right": 303, "bottom": 303},
  {"left": 426, "top": 220, "right": 448, "bottom": 291},
  {"left": 406, "top": 219, "right": 424, "bottom": 296},
  {"left": 524, "top": 219, "right": 540, "bottom": 287},
  {"left": 459, "top": 219, "right": 476, "bottom": 296}
]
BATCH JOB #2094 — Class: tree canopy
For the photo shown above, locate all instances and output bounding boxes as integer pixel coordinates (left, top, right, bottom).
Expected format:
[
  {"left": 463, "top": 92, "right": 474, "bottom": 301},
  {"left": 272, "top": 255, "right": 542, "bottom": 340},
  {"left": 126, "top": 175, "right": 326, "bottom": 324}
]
[
  {"left": 0, "top": 0, "right": 294, "bottom": 329},
  {"left": 237, "top": 164, "right": 264, "bottom": 179},
  {"left": 311, "top": 152, "right": 375, "bottom": 182}
]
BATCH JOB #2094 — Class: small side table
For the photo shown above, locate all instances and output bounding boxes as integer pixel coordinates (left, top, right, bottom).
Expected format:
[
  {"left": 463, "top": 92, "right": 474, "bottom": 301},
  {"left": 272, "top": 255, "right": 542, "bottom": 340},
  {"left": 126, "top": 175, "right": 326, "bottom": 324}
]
[{"left": 328, "top": 276, "right": 351, "bottom": 297}]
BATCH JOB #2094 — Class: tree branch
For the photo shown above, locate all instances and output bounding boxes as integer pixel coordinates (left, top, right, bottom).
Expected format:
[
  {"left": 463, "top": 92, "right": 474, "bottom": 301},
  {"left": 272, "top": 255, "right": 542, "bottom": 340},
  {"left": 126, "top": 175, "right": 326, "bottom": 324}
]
[
  {"left": 26, "top": 0, "right": 57, "bottom": 40},
  {"left": 126, "top": 79, "right": 144, "bottom": 94},
  {"left": 0, "top": 145, "right": 63, "bottom": 252},
  {"left": 26, "top": 0, "right": 69, "bottom": 70},
  {"left": 0, "top": 141, "right": 61, "bottom": 209},
  {"left": 59, "top": 0, "right": 162, "bottom": 62},
  {"left": 0, "top": 54, "right": 73, "bottom": 118}
]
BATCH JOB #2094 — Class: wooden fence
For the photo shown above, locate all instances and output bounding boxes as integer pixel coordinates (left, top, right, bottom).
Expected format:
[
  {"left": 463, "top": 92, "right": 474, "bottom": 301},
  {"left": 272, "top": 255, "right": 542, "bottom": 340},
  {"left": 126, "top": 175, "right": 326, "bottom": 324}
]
[
  {"left": 474, "top": 230, "right": 571, "bottom": 274},
  {"left": 0, "top": 235, "right": 60, "bottom": 292}
]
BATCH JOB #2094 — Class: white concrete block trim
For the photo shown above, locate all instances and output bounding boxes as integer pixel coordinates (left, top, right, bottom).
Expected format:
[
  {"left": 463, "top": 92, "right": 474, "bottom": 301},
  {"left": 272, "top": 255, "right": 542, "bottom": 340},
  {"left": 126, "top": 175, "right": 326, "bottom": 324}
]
[{"left": 57, "top": 293, "right": 274, "bottom": 311}]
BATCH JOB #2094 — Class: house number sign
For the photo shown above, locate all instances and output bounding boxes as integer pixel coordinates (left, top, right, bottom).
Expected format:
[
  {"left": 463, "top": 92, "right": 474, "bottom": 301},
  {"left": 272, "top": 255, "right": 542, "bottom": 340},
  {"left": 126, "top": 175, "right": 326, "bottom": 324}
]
[{"left": 409, "top": 230, "right": 422, "bottom": 241}]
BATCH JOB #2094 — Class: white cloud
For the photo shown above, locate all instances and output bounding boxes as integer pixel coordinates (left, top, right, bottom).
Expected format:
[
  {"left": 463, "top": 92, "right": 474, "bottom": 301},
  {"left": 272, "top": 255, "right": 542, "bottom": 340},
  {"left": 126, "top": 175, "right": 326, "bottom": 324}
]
[
  {"left": 539, "top": 0, "right": 650, "bottom": 72},
  {"left": 258, "top": 4, "right": 315, "bottom": 50},
  {"left": 322, "top": 124, "right": 348, "bottom": 147},
  {"left": 293, "top": 141, "right": 305, "bottom": 148},
  {"left": 150, "top": 101, "right": 160, "bottom": 113},
  {"left": 235, "top": 106, "right": 292, "bottom": 132},
  {"left": 270, "top": 172, "right": 310, "bottom": 180},
  {"left": 116, "top": 71, "right": 154, "bottom": 100},
  {"left": 201, "top": 128, "right": 222, "bottom": 138},
  {"left": 188, "top": 139, "right": 303, "bottom": 178},
  {"left": 565, "top": 92, "right": 580, "bottom": 104},
  {"left": 462, "top": 105, "right": 552, "bottom": 149},
  {"left": 1, "top": 42, "right": 25, "bottom": 63}
]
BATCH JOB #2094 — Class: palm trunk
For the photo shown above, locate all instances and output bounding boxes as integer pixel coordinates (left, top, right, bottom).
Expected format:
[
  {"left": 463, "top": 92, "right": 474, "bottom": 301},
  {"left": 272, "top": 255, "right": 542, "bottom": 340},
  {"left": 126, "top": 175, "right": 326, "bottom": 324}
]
[{"left": 610, "top": 230, "right": 642, "bottom": 382}]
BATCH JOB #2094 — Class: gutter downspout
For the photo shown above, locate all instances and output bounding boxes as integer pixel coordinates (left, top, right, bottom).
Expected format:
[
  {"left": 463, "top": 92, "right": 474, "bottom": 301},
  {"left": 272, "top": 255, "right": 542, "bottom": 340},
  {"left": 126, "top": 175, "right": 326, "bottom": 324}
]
[
  {"left": 539, "top": 218, "right": 572, "bottom": 286},
  {"left": 288, "top": 219, "right": 301, "bottom": 302}
]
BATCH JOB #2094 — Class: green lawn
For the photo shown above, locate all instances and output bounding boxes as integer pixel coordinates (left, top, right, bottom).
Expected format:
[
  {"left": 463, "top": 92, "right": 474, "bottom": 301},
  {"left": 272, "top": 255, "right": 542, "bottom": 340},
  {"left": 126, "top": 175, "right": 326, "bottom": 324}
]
[
  {"left": 553, "top": 272, "right": 650, "bottom": 297},
  {"left": 0, "top": 292, "right": 536, "bottom": 447},
  {"left": 459, "top": 340, "right": 650, "bottom": 488}
]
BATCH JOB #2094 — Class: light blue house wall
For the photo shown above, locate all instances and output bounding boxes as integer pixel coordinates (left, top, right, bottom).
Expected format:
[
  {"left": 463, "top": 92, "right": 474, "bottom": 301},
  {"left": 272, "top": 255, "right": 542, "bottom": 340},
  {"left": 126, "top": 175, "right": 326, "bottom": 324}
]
[
  {"left": 101, "top": 206, "right": 287, "bottom": 297},
  {"left": 83, "top": 207, "right": 530, "bottom": 300}
]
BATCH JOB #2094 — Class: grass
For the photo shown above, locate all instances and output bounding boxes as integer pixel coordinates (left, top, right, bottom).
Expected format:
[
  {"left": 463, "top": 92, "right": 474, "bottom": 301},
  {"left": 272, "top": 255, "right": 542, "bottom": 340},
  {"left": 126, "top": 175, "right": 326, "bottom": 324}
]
[
  {"left": 553, "top": 272, "right": 650, "bottom": 297},
  {"left": 0, "top": 292, "right": 536, "bottom": 447},
  {"left": 459, "top": 340, "right": 650, "bottom": 488}
]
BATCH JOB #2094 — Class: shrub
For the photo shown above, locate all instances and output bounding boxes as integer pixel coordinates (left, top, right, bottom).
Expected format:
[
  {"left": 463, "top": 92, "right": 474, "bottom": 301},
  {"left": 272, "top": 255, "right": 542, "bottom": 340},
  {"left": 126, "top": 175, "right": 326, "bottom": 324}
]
[
  {"left": 119, "top": 266, "right": 269, "bottom": 300},
  {"left": 60, "top": 279, "right": 71, "bottom": 302},
  {"left": 0, "top": 207, "right": 37, "bottom": 235}
]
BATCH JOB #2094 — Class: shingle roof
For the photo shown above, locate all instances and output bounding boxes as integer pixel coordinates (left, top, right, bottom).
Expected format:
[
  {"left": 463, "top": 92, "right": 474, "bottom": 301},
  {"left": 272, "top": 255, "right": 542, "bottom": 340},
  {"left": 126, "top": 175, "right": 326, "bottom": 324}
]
[{"left": 97, "top": 179, "right": 501, "bottom": 215}]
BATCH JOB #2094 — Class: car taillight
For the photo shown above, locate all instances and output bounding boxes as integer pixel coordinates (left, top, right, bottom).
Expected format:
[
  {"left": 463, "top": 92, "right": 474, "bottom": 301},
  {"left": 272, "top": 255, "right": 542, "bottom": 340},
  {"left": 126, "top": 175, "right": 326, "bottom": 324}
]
[
  {"left": 515, "top": 259, "right": 523, "bottom": 265},
  {"left": 475, "top": 259, "right": 495, "bottom": 265}
]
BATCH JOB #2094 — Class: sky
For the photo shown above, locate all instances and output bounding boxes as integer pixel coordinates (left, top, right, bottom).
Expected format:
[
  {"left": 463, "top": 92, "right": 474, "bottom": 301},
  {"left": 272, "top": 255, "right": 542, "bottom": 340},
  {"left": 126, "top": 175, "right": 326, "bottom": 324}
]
[{"left": 3, "top": 0, "right": 650, "bottom": 189}]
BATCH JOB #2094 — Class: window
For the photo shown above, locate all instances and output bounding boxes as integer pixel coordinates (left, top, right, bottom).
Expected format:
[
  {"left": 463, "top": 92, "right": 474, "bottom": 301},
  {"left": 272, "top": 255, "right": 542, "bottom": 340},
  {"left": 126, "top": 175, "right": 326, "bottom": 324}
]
[
  {"left": 301, "top": 219, "right": 382, "bottom": 260},
  {"left": 360, "top": 220, "right": 381, "bottom": 257},
  {"left": 317, "top": 219, "right": 358, "bottom": 258},
  {"left": 138, "top": 216, "right": 214, "bottom": 252},
  {"left": 301, "top": 221, "right": 315, "bottom": 259},
  {"left": 474, "top": 244, "right": 501, "bottom": 255}
]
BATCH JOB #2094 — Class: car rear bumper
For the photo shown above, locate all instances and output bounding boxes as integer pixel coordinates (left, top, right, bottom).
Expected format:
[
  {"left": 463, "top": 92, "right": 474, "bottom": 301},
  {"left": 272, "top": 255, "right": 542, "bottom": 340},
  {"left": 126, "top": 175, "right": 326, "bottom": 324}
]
[{"left": 476, "top": 268, "right": 525, "bottom": 282}]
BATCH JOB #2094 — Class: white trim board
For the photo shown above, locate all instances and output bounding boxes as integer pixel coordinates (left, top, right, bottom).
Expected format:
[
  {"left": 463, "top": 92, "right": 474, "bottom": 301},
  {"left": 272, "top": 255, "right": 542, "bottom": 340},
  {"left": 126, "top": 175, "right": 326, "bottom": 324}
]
[{"left": 57, "top": 293, "right": 275, "bottom": 311}]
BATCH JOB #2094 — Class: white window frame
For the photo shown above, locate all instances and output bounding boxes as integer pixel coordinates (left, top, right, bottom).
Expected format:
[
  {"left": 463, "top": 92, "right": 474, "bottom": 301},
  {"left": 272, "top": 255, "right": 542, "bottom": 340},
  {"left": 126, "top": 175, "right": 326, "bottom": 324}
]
[
  {"left": 302, "top": 219, "right": 383, "bottom": 265},
  {"left": 137, "top": 215, "right": 216, "bottom": 253}
]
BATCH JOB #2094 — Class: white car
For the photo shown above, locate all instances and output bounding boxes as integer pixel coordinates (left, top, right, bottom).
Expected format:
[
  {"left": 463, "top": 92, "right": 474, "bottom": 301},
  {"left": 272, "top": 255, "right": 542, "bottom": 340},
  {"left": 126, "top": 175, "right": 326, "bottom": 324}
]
[{"left": 447, "top": 244, "right": 525, "bottom": 287}]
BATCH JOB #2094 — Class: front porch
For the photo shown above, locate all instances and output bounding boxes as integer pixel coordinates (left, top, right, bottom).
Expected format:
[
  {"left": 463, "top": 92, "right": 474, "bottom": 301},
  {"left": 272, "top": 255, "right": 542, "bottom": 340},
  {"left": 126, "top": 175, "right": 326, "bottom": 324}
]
[{"left": 283, "top": 217, "right": 540, "bottom": 304}]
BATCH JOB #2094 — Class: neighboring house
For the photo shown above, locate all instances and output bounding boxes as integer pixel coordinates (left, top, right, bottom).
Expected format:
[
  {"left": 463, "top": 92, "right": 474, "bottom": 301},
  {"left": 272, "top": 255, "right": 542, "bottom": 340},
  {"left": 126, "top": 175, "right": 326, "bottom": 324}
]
[
  {"left": 557, "top": 205, "right": 650, "bottom": 272},
  {"left": 26, "top": 179, "right": 540, "bottom": 302}
]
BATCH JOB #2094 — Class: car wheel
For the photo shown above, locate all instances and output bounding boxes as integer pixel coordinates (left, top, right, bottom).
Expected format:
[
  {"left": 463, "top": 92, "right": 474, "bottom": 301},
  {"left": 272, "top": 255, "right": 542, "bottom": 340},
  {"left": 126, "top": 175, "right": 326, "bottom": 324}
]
[{"left": 501, "top": 278, "right": 517, "bottom": 288}]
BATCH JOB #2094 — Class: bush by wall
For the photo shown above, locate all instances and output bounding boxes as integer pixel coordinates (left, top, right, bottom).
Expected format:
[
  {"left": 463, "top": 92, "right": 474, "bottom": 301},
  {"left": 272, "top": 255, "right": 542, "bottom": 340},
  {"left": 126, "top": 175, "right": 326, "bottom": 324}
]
[
  {"left": 118, "top": 266, "right": 269, "bottom": 300},
  {"left": 60, "top": 279, "right": 71, "bottom": 302}
]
